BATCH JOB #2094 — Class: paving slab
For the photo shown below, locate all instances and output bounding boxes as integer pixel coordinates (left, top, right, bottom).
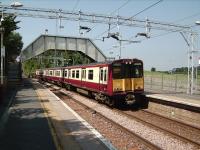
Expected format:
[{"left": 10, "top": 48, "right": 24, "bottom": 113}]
[{"left": 0, "top": 78, "right": 56, "bottom": 150}]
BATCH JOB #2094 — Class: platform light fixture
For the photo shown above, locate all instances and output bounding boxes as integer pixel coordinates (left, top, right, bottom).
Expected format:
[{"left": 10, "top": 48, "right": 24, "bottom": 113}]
[
  {"left": 10, "top": 1, "right": 23, "bottom": 7},
  {"left": 195, "top": 21, "right": 200, "bottom": 25}
]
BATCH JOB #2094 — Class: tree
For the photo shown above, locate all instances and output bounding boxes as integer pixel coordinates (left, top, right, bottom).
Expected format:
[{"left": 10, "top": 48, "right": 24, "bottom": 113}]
[
  {"left": 0, "top": 15, "right": 23, "bottom": 76},
  {"left": 151, "top": 67, "right": 156, "bottom": 72},
  {"left": 1, "top": 15, "right": 20, "bottom": 39},
  {"left": 1, "top": 15, "right": 23, "bottom": 60},
  {"left": 4, "top": 32, "right": 23, "bottom": 62}
]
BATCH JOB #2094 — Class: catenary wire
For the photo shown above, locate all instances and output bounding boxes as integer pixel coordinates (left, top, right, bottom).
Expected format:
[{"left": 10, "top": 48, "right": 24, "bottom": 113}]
[
  {"left": 94, "top": 0, "right": 164, "bottom": 39},
  {"left": 83, "top": 0, "right": 131, "bottom": 35}
]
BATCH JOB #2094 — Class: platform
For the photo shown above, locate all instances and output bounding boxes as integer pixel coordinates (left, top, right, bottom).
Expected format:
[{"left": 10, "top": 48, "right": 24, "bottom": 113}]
[
  {"left": 0, "top": 78, "right": 56, "bottom": 150},
  {"left": 0, "top": 78, "right": 113, "bottom": 150},
  {"left": 145, "top": 90, "right": 200, "bottom": 108}
]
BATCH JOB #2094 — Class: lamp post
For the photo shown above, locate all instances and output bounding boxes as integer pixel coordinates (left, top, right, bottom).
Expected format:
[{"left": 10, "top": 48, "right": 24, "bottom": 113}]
[
  {"left": 0, "top": 2, "right": 5, "bottom": 85},
  {"left": 0, "top": 28, "right": 5, "bottom": 85}
]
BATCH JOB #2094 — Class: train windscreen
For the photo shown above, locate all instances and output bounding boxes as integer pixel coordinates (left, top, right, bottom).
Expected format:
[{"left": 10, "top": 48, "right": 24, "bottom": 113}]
[
  {"left": 132, "top": 62, "right": 143, "bottom": 78},
  {"left": 112, "top": 62, "right": 143, "bottom": 79}
]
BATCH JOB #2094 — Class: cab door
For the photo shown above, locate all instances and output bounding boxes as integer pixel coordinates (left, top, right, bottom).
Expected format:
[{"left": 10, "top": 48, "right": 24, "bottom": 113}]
[{"left": 123, "top": 64, "right": 132, "bottom": 91}]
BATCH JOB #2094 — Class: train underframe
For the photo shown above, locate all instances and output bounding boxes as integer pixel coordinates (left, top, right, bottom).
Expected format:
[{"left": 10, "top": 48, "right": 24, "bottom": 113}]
[
  {"left": 41, "top": 79, "right": 143, "bottom": 107},
  {"left": 93, "top": 91, "right": 143, "bottom": 107}
]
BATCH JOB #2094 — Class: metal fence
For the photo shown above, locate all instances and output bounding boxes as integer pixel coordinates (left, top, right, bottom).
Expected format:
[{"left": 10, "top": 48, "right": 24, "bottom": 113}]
[{"left": 144, "top": 73, "right": 200, "bottom": 94}]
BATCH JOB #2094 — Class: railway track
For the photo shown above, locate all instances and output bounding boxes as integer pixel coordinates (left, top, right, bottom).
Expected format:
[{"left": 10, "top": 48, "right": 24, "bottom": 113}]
[
  {"left": 43, "top": 81, "right": 200, "bottom": 150},
  {"left": 142, "top": 109, "right": 200, "bottom": 137},
  {"left": 118, "top": 109, "right": 200, "bottom": 147},
  {"left": 44, "top": 83, "right": 160, "bottom": 149}
]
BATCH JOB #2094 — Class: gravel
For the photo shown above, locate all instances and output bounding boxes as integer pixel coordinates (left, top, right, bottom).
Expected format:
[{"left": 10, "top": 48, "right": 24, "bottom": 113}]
[
  {"left": 59, "top": 89, "right": 198, "bottom": 150},
  {"left": 124, "top": 110, "right": 200, "bottom": 145}
]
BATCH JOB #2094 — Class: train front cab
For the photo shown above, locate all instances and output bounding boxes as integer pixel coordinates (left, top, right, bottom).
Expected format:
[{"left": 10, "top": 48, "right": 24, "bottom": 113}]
[{"left": 112, "top": 59, "right": 144, "bottom": 105}]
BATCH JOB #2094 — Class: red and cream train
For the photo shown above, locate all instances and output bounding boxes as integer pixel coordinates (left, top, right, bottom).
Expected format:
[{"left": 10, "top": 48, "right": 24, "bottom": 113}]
[{"left": 36, "top": 59, "right": 144, "bottom": 106}]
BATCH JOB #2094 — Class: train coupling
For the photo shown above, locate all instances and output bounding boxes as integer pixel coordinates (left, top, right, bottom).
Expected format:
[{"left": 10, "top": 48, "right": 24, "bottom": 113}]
[{"left": 125, "top": 93, "right": 136, "bottom": 104}]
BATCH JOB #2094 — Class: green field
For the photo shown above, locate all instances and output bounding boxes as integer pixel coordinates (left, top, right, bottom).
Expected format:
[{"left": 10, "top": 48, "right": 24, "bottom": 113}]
[{"left": 144, "top": 71, "right": 200, "bottom": 93}]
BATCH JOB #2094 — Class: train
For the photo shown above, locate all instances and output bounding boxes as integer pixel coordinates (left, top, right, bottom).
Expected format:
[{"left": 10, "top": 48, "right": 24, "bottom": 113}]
[{"left": 36, "top": 59, "right": 144, "bottom": 106}]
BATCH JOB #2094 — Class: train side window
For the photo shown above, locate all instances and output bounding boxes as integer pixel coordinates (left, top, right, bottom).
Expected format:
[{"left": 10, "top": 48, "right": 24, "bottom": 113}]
[
  {"left": 88, "top": 70, "right": 93, "bottom": 80},
  {"left": 55, "top": 71, "right": 60, "bottom": 77},
  {"left": 72, "top": 70, "right": 75, "bottom": 78},
  {"left": 64, "top": 70, "right": 68, "bottom": 77},
  {"left": 100, "top": 68, "right": 103, "bottom": 81},
  {"left": 76, "top": 70, "right": 79, "bottom": 78},
  {"left": 104, "top": 69, "right": 107, "bottom": 81},
  {"left": 50, "top": 70, "right": 53, "bottom": 76}
]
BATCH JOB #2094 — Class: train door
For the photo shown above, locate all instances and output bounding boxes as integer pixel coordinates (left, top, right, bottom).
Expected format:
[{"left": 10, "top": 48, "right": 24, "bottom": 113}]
[
  {"left": 81, "top": 69, "right": 86, "bottom": 87},
  {"left": 61, "top": 68, "right": 64, "bottom": 84},
  {"left": 99, "top": 67, "right": 104, "bottom": 91}
]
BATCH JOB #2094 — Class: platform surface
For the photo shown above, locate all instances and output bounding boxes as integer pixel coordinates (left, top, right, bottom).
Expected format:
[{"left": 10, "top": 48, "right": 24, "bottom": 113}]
[
  {"left": 0, "top": 79, "right": 56, "bottom": 150},
  {"left": 0, "top": 78, "right": 113, "bottom": 150},
  {"left": 145, "top": 89, "right": 200, "bottom": 108}
]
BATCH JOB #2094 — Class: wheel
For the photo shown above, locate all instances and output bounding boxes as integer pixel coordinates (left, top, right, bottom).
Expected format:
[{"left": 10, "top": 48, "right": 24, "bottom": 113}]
[{"left": 107, "top": 97, "right": 115, "bottom": 107}]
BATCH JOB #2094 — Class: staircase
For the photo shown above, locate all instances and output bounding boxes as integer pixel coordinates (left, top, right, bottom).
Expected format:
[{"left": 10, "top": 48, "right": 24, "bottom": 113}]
[{"left": 7, "top": 62, "right": 22, "bottom": 85}]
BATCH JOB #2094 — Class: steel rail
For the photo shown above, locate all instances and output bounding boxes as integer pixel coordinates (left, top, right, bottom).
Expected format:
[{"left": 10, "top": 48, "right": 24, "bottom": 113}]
[
  {"left": 116, "top": 109, "right": 200, "bottom": 148},
  {"left": 43, "top": 82, "right": 161, "bottom": 150},
  {"left": 142, "top": 109, "right": 200, "bottom": 131},
  {"left": 41, "top": 81, "right": 200, "bottom": 149}
]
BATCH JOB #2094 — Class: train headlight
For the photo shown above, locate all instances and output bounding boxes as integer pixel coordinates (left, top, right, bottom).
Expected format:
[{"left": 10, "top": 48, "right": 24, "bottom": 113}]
[{"left": 114, "top": 88, "right": 122, "bottom": 91}]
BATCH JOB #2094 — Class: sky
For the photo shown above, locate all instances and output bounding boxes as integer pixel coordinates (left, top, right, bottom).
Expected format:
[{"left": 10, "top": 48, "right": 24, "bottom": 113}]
[{"left": 2, "top": 0, "right": 200, "bottom": 71}]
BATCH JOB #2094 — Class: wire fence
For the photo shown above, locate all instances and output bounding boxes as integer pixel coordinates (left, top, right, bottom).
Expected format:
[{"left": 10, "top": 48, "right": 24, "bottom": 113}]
[{"left": 144, "top": 72, "right": 200, "bottom": 94}]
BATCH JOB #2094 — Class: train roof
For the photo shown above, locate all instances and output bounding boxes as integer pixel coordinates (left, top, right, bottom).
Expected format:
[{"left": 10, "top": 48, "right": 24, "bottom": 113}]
[{"left": 41, "top": 58, "right": 143, "bottom": 70}]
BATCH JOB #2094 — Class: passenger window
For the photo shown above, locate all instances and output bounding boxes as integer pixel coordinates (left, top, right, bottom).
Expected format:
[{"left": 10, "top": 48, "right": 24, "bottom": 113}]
[
  {"left": 50, "top": 71, "right": 53, "bottom": 76},
  {"left": 104, "top": 69, "right": 107, "bottom": 82},
  {"left": 72, "top": 70, "right": 75, "bottom": 78},
  {"left": 100, "top": 69, "right": 103, "bottom": 81},
  {"left": 76, "top": 70, "right": 79, "bottom": 78},
  {"left": 55, "top": 71, "right": 60, "bottom": 76},
  {"left": 64, "top": 70, "right": 68, "bottom": 77},
  {"left": 88, "top": 70, "right": 93, "bottom": 80}
]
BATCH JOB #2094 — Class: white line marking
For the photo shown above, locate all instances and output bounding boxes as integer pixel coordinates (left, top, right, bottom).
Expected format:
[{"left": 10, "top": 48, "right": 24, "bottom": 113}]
[{"left": 46, "top": 88, "right": 116, "bottom": 150}]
